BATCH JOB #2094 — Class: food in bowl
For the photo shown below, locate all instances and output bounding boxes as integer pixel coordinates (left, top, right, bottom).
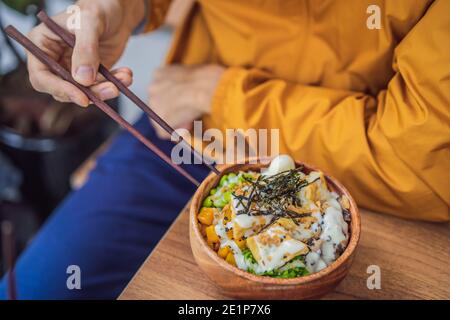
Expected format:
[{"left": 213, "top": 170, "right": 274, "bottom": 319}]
[{"left": 197, "top": 155, "right": 352, "bottom": 279}]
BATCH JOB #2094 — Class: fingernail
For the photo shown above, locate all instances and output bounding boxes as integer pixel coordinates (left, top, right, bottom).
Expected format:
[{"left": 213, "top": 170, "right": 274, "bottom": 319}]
[
  {"left": 69, "top": 94, "right": 88, "bottom": 107},
  {"left": 75, "top": 65, "right": 95, "bottom": 83},
  {"left": 99, "top": 87, "right": 115, "bottom": 100}
]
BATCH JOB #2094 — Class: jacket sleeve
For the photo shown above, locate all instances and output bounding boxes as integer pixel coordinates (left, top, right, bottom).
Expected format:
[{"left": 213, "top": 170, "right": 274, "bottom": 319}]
[{"left": 208, "top": 1, "right": 450, "bottom": 221}]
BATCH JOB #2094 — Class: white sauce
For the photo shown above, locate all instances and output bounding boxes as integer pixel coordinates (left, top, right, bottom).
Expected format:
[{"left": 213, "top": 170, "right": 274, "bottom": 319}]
[
  {"left": 305, "top": 251, "right": 328, "bottom": 272},
  {"left": 319, "top": 205, "right": 348, "bottom": 264},
  {"left": 304, "top": 198, "right": 349, "bottom": 272},
  {"left": 234, "top": 213, "right": 262, "bottom": 229},
  {"left": 215, "top": 220, "right": 247, "bottom": 270}
]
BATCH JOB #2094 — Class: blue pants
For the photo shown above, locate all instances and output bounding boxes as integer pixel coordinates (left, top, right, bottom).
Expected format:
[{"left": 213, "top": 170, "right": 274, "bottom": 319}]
[{"left": 0, "top": 116, "right": 209, "bottom": 299}]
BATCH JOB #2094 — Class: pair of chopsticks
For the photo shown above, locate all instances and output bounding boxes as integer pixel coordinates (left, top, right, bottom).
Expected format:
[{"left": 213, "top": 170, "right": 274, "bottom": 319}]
[{"left": 5, "top": 11, "right": 220, "bottom": 187}]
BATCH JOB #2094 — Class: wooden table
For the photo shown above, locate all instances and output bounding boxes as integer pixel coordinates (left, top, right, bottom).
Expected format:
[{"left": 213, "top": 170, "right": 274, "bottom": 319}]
[{"left": 119, "top": 205, "right": 450, "bottom": 300}]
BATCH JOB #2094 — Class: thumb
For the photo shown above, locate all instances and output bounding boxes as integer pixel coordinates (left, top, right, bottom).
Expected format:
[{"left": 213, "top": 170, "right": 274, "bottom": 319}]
[{"left": 71, "top": 14, "right": 102, "bottom": 86}]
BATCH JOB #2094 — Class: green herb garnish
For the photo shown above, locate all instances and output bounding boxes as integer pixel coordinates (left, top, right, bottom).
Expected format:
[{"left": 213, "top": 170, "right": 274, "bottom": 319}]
[{"left": 242, "top": 248, "right": 257, "bottom": 264}]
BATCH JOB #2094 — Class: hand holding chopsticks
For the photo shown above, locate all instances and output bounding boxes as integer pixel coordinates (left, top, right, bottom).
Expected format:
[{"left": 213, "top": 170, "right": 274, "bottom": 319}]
[{"left": 5, "top": 11, "right": 221, "bottom": 187}]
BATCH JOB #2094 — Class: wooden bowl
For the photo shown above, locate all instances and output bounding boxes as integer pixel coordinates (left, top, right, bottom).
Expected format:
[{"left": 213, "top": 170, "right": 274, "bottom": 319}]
[{"left": 189, "top": 160, "right": 361, "bottom": 299}]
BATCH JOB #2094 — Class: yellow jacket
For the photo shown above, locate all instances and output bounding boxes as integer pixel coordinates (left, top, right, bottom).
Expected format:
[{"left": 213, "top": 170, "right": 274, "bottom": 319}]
[{"left": 146, "top": 0, "right": 450, "bottom": 221}]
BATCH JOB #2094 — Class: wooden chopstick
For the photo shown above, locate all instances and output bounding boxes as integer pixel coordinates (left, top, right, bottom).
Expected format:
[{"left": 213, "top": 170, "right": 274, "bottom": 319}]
[
  {"left": 5, "top": 25, "right": 201, "bottom": 186},
  {"left": 36, "top": 11, "right": 220, "bottom": 176}
]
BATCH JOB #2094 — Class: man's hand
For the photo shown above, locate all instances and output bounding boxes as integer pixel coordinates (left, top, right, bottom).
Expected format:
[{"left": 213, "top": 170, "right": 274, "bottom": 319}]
[
  {"left": 147, "top": 64, "right": 225, "bottom": 139},
  {"left": 27, "top": 0, "right": 145, "bottom": 106}
]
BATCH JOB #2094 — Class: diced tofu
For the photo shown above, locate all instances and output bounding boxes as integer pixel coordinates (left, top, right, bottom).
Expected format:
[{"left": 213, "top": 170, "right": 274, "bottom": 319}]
[
  {"left": 277, "top": 217, "right": 317, "bottom": 242},
  {"left": 299, "top": 171, "right": 330, "bottom": 209},
  {"left": 246, "top": 221, "right": 309, "bottom": 272},
  {"left": 339, "top": 195, "right": 350, "bottom": 210}
]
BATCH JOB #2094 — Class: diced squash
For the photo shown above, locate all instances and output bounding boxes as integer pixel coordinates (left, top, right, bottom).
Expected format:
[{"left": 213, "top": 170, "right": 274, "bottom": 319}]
[
  {"left": 198, "top": 207, "right": 216, "bottom": 225},
  {"left": 206, "top": 225, "right": 220, "bottom": 244},
  {"left": 234, "top": 238, "right": 246, "bottom": 249},
  {"left": 222, "top": 204, "right": 232, "bottom": 223},
  {"left": 225, "top": 252, "right": 236, "bottom": 266},
  {"left": 217, "top": 246, "right": 230, "bottom": 258},
  {"left": 226, "top": 228, "right": 234, "bottom": 240}
]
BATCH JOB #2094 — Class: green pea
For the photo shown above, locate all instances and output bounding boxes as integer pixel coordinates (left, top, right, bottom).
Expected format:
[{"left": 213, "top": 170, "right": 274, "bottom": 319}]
[
  {"left": 209, "top": 188, "right": 217, "bottom": 195},
  {"left": 228, "top": 173, "right": 237, "bottom": 179},
  {"left": 213, "top": 197, "right": 227, "bottom": 208},
  {"left": 219, "top": 175, "right": 228, "bottom": 186},
  {"left": 224, "top": 191, "right": 232, "bottom": 202},
  {"left": 202, "top": 196, "right": 214, "bottom": 208}
]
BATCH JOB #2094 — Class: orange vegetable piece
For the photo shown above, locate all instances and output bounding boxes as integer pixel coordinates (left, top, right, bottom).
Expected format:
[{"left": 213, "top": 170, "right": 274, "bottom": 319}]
[
  {"left": 226, "top": 228, "right": 234, "bottom": 239},
  {"left": 234, "top": 238, "right": 246, "bottom": 249},
  {"left": 225, "top": 252, "right": 236, "bottom": 266},
  {"left": 218, "top": 246, "right": 230, "bottom": 258},
  {"left": 206, "top": 225, "right": 220, "bottom": 244},
  {"left": 198, "top": 207, "right": 216, "bottom": 225},
  {"left": 222, "top": 204, "right": 232, "bottom": 223}
]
